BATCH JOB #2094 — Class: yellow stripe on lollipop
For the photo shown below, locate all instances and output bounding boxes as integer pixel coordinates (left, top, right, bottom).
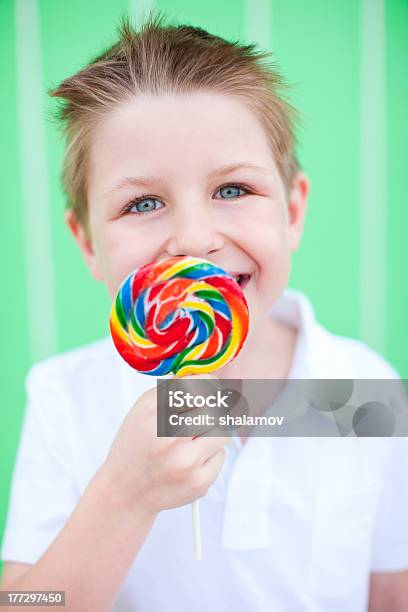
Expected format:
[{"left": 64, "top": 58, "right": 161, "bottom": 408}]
[
  {"left": 158, "top": 257, "right": 205, "bottom": 281},
  {"left": 128, "top": 323, "right": 157, "bottom": 348},
  {"left": 181, "top": 336, "right": 210, "bottom": 362},
  {"left": 110, "top": 306, "right": 132, "bottom": 345},
  {"left": 110, "top": 303, "right": 155, "bottom": 348},
  {"left": 184, "top": 280, "right": 214, "bottom": 294},
  {"left": 178, "top": 299, "right": 215, "bottom": 321}
]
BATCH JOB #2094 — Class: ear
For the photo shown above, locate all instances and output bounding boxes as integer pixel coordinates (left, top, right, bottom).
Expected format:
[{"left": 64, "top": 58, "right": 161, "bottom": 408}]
[
  {"left": 286, "top": 171, "right": 310, "bottom": 252},
  {"left": 65, "top": 209, "right": 103, "bottom": 281}
]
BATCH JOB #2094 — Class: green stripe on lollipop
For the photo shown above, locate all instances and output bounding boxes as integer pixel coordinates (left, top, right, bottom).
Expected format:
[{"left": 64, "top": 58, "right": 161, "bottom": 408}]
[{"left": 115, "top": 293, "right": 128, "bottom": 330}]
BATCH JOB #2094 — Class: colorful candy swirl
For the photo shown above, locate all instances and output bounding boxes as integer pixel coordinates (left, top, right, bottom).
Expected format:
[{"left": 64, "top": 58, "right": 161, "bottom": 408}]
[{"left": 109, "top": 256, "right": 249, "bottom": 377}]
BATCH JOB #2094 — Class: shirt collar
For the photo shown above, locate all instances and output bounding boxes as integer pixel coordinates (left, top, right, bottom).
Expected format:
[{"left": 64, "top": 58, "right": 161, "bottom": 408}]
[
  {"left": 269, "top": 287, "right": 354, "bottom": 379},
  {"left": 269, "top": 287, "right": 313, "bottom": 379}
]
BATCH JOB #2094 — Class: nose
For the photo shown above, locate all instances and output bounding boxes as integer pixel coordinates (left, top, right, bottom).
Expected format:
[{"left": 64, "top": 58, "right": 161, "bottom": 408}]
[{"left": 165, "top": 203, "right": 224, "bottom": 258}]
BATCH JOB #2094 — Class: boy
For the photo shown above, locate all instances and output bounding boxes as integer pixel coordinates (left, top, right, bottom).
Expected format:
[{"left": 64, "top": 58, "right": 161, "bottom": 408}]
[{"left": 1, "top": 12, "right": 408, "bottom": 611}]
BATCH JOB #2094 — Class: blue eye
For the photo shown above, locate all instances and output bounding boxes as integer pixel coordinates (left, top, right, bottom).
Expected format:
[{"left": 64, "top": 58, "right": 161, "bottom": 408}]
[
  {"left": 126, "top": 197, "right": 164, "bottom": 215},
  {"left": 217, "top": 184, "right": 247, "bottom": 199}
]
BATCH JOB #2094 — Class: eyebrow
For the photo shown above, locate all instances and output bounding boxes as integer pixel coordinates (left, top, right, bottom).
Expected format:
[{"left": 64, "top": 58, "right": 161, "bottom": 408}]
[{"left": 104, "top": 162, "right": 272, "bottom": 197}]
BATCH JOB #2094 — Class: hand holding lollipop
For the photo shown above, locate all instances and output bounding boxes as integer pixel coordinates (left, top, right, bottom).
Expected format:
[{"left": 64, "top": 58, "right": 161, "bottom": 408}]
[{"left": 109, "top": 255, "right": 249, "bottom": 558}]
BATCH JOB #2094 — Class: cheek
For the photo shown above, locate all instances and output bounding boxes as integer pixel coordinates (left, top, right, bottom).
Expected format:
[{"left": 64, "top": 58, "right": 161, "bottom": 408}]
[
  {"left": 95, "top": 225, "right": 161, "bottom": 297},
  {"left": 249, "top": 217, "right": 291, "bottom": 301},
  {"left": 249, "top": 213, "right": 290, "bottom": 268}
]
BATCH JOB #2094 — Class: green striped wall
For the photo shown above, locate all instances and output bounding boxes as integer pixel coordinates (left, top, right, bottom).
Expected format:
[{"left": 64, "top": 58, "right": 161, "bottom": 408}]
[{"left": 1, "top": 0, "right": 407, "bottom": 574}]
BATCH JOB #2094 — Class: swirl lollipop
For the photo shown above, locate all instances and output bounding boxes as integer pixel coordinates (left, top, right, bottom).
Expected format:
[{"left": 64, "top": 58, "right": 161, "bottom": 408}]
[
  {"left": 109, "top": 255, "right": 249, "bottom": 559},
  {"left": 109, "top": 255, "right": 249, "bottom": 377}
]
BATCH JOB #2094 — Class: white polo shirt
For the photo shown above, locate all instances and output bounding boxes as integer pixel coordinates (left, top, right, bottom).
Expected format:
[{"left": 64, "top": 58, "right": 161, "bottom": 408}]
[{"left": 2, "top": 288, "right": 408, "bottom": 611}]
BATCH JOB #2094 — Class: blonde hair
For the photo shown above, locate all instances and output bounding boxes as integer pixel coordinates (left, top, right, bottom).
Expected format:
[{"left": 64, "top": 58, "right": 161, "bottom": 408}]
[{"left": 48, "top": 9, "right": 301, "bottom": 240}]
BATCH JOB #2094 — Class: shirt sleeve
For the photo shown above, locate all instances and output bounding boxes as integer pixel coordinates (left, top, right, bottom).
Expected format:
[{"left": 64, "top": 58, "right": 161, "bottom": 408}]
[
  {"left": 370, "top": 436, "right": 408, "bottom": 572},
  {"left": 0, "top": 362, "right": 79, "bottom": 564}
]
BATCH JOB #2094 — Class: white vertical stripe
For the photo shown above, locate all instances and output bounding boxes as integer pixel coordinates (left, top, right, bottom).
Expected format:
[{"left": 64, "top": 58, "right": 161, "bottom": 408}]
[
  {"left": 128, "top": 0, "right": 155, "bottom": 26},
  {"left": 244, "top": 0, "right": 272, "bottom": 51},
  {"left": 15, "top": 0, "right": 58, "bottom": 361},
  {"left": 360, "top": 0, "right": 386, "bottom": 352}
]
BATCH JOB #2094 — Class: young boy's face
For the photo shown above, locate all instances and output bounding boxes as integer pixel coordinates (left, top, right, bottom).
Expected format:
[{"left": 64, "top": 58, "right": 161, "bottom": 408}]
[{"left": 67, "top": 92, "right": 308, "bottom": 334}]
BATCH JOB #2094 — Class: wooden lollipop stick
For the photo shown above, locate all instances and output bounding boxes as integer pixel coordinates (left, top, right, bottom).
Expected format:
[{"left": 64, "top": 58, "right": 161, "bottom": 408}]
[
  {"left": 174, "top": 373, "right": 203, "bottom": 560},
  {"left": 192, "top": 499, "right": 202, "bottom": 560}
]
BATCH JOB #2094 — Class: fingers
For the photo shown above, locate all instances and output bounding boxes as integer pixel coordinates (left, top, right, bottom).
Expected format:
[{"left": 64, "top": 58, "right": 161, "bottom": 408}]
[
  {"left": 199, "top": 447, "right": 226, "bottom": 482},
  {"left": 188, "top": 435, "right": 231, "bottom": 465},
  {"left": 168, "top": 433, "right": 230, "bottom": 472}
]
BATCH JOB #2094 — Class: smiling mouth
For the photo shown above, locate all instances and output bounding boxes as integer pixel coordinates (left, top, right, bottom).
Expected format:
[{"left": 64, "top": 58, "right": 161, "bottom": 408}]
[{"left": 233, "top": 274, "right": 251, "bottom": 290}]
